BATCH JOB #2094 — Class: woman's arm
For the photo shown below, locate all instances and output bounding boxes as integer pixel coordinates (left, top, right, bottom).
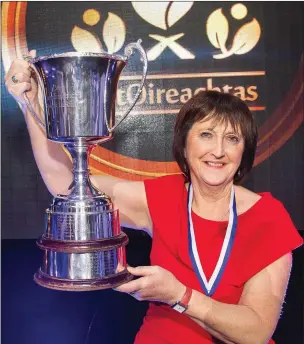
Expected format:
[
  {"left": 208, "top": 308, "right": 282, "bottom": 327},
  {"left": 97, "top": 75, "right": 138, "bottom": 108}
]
[
  {"left": 23, "top": 103, "right": 75, "bottom": 196},
  {"left": 5, "top": 53, "right": 74, "bottom": 196},
  {"left": 116, "top": 253, "right": 292, "bottom": 344},
  {"left": 91, "top": 175, "right": 152, "bottom": 231},
  {"left": 186, "top": 253, "right": 291, "bottom": 344}
]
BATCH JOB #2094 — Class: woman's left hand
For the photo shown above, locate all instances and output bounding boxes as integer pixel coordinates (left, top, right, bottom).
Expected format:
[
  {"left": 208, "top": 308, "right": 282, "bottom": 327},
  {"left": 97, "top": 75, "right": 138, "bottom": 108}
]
[{"left": 115, "top": 265, "right": 186, "bottom": 305}]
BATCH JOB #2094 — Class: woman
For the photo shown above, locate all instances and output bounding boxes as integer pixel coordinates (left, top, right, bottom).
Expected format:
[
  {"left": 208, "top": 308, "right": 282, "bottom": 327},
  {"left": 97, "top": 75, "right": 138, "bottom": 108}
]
[{"left": 5, "top": 52, "right": 303, "bottom": 344}]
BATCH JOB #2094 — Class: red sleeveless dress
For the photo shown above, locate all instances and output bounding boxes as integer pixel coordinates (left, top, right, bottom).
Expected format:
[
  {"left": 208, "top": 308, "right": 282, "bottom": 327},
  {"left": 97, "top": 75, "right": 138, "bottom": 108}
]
[{"left": 135, "top": 175, "right": 303, "bottom": 344}]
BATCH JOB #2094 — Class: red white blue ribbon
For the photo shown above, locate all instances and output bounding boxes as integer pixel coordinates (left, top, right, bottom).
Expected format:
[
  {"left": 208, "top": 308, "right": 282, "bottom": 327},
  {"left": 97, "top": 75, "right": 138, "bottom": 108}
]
[{"left": 187, "top": 184, "right": 237, "bottom": 296}]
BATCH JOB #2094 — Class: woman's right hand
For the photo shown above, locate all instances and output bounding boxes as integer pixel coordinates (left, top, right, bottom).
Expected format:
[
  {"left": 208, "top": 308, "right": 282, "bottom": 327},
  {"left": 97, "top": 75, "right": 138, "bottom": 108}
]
[{"left": 4, "top": 50, "right": 38, "bottom": 108}]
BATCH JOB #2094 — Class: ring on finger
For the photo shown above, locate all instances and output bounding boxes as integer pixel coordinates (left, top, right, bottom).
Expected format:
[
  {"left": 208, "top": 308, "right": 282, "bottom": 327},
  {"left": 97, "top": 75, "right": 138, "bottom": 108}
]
[
  {"left": 12, "top": 75, "right": 19, "bottom": 84},
  {"left": 22, "top": 55, "right": 32, "bottom": 62}
]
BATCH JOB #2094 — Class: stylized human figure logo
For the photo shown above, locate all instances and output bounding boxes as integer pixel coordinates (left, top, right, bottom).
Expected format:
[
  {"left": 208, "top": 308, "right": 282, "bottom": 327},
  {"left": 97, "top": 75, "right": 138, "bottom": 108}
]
[
  {"left": 132, "top": 2, "right": 195, "bottom": 60},
  {"left": 71, "top": 9, "right": 126, "bottom": 54},
  {"left": 206, "top": 3, "right": 261, "bottom": 59}
]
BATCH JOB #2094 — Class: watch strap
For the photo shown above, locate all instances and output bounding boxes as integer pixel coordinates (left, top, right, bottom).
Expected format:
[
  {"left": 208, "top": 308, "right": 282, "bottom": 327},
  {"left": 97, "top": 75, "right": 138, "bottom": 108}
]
[
  {"left": 180, "top": 286, "right": 192, "bottom": 306},
  {"left": 171, "top": 286, "right": 192, "bottom": 313}
]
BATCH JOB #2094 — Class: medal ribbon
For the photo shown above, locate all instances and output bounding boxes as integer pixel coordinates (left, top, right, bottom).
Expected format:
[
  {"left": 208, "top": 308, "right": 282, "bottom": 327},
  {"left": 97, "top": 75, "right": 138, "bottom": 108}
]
[{"left": 187, "top": 184, "right": 237, "bottom": 296}]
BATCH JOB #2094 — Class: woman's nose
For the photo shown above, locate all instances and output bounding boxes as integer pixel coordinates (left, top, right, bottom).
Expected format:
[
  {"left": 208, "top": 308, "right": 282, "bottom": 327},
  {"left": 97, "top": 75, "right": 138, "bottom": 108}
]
[{"left": 211, "top": 139, "right": 225, "bottom": 158}]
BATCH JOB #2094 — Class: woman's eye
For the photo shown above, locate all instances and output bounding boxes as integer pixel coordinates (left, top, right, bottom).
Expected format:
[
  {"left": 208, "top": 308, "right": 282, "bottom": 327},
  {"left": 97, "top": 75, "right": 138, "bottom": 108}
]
[
  {"left": 227, "top": 136, "right": 240, "bottom": 143},
  {"left": 200, "top": 132, "right": 212, "bottom": 138}
]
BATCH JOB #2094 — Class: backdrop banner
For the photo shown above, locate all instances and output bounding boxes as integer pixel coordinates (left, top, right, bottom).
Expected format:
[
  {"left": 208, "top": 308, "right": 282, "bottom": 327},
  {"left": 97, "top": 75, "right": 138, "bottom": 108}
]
[{"left": 1, "top": 1, "right": 303, "bottom": 238}]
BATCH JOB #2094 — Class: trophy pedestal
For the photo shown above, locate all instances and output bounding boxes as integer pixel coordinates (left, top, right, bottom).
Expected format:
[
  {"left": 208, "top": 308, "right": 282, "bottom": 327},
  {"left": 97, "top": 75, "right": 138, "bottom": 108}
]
[
  {"left": 34, "top": 269, "right": 132, "bottom": 291},
  {"left": 34, "top": 232, "right": 133, "bottom": 291}
]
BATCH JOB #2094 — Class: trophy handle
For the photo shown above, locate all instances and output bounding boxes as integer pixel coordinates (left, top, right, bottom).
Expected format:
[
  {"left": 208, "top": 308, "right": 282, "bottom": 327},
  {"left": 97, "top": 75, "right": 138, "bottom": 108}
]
[
  {"left": 23, "top": 60, "right": 47, "bottom": 130},
  {"left": 108, "top": 39, "right": 148, "bottom": 133}
]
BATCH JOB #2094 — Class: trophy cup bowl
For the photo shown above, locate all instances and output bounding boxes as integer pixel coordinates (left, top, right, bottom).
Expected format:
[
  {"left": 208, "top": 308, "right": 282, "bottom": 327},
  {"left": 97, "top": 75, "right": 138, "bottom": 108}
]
[{"left": 23, "top": 40, "right": 148, "bottom": 291}]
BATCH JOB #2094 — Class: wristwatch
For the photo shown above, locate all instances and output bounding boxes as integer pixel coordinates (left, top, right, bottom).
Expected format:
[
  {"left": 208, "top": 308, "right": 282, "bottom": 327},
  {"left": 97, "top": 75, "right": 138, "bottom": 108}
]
[{"left": 171, "top": 286, "right": 192, "bottom": 313}]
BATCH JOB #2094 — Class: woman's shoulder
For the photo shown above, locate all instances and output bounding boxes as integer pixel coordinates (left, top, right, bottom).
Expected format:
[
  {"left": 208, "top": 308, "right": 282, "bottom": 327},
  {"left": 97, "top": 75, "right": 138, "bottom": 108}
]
[
  {"left": 236, "top": 186, "right": 292, "bottom": 221},
  {"left": 144, "top": 173, "right": 185, "bottom": 191},
  {"left": 143, "top": 174, "right": 186, "bottom": 210},
  {"left": 143, "top": 174, "right": 186, "bottom": 226},
  {"left": 233, "top": 188, "right": 302, "bottom": 284},
  {"left": 235, "top": 186, "right": 262, "bottom": 216}
]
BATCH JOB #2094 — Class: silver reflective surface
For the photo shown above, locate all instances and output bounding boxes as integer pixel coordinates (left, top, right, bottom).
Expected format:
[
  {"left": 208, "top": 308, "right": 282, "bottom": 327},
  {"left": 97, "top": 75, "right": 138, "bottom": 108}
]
[
  {"left": 31, "top": 41, "right": 148, "bottom": 290},
  {"left": 42, "top": 248, "right": 124, "bottom": 279},
  {"left": 29, "top": 40, "right": 148, "bottom": 142},
  {"left": 45, "top": 208, "right": 119, "bottom": 241},
  {"left": 31, "top": 51, "right": 127, "bottom": 63},
  {"left": 34, "top": 55, "right": 126, "bottom": 142}
]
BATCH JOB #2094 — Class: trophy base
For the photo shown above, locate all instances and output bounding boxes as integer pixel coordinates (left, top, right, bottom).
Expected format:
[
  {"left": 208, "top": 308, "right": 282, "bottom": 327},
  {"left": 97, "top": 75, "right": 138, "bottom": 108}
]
[{"left": 34, "top": 269, "right": 133, "bottom": 291}]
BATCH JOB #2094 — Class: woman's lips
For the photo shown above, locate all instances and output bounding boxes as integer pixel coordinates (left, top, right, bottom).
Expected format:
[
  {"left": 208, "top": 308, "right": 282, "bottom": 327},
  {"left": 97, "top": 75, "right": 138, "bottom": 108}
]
[{"left": 204, "top": 161, "right": 225, "bottom": 168}]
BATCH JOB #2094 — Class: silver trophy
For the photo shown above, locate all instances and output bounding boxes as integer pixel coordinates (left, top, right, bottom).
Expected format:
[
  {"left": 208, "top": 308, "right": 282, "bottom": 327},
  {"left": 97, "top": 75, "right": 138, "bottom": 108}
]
[{"left": 23, "top": 40, "right": 148, "bottom": 291}]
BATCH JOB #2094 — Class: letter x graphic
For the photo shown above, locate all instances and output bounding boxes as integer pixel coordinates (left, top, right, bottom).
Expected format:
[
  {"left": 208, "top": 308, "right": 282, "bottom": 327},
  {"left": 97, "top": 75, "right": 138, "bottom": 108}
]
[{"left": 148, "top": 33, "right": 195, "bottom": 61}]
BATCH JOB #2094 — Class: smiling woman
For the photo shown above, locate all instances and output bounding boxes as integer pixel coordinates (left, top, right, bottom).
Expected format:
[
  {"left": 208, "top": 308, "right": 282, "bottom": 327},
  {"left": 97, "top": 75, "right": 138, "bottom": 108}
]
[{"left": 115, "top": 91, "right": 302, "bottom": 344}]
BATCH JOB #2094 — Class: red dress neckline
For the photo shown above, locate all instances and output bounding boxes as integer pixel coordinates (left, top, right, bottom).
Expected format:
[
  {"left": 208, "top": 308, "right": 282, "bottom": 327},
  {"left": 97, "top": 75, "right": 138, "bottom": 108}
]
[{"left": 189, "top": 191, "right": 271, "bottom": 224}]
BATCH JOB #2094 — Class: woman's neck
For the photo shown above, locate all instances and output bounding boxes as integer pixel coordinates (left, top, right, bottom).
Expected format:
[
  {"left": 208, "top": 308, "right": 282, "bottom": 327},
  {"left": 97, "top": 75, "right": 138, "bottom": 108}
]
[{"left": 189, "top": 176, "right": 233, "bottom": 220}]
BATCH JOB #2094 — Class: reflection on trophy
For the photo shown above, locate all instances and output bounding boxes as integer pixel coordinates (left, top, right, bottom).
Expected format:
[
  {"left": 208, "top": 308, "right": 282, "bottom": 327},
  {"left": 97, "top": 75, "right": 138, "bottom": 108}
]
[{"left": 24, "top": 40, "right": 148, "bottom": 291}]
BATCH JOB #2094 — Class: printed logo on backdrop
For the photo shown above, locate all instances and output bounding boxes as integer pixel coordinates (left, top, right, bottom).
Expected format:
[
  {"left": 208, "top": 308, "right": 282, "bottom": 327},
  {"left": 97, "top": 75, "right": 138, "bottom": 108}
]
[
  {"left": 70, "top": 2, "right": 263, "bottom": 115},
  {"left": 2, "top": 2, "right": 303, "bottom": 180}
]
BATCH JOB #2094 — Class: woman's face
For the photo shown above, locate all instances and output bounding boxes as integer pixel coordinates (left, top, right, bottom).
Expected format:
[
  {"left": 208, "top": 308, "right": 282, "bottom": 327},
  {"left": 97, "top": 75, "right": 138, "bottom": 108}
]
[{"left": 184, "top": 117, "right": 245, "bottom": 187}]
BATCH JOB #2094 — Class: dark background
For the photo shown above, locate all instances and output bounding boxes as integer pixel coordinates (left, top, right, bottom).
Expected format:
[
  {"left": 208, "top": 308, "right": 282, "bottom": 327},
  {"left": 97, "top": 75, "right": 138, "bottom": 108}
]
[{"left": 1, "top": 2, "right": 303, "bottom": 344}]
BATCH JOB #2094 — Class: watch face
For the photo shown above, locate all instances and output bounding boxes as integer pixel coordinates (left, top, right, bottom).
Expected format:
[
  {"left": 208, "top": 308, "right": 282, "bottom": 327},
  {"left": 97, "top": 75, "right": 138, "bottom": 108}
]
[{"left": 173, "top": 302, "right": 187, "bottom": 313}]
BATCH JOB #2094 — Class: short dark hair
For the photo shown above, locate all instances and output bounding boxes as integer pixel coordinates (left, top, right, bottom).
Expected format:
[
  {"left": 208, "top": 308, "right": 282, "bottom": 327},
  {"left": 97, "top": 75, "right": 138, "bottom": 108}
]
[{"left": 172, "top": 90, "right": 258, "bottom": 184}]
